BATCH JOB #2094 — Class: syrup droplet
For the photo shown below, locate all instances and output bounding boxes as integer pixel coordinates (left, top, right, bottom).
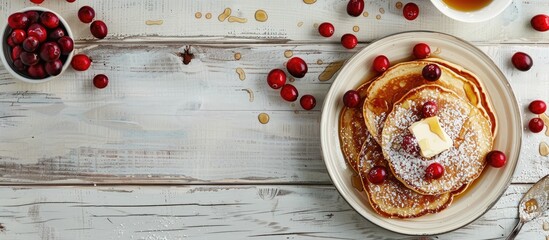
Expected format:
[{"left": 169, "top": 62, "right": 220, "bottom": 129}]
[
  {"left": 379, "top": 8, "right": 385, "bottom": 14},
  {"left": 316, "top": 59, "right": 323, "bottom": 65},
  {"left": 543, "top": 221, "right": 549, "bottom": 231},
  {"left": 288, "top": 76, "right": 295, "bottom": 82},
  {"left": 396, "top": 2, "right": 403, "bottom": 9},
  {"left": 524, "top": 198, "right": 539, "bottom": 213},
  {"left": 228, "top": 16, "right": 247, "bottom": 23},
  {"left": 433, "top": 47, "right": 442, "bottom": 55},
  {"left": 205, "top": 13, "right": 212, "bottom": 19},
  {"left": 254, "top": 10, "right": 268, "bottom": 22},
  {"left": 258, "top": 113, "right": 270, "bottom": 124},
  {"left": 242, "top": 88, "right": 254, "bottom": 102},
  {"left": 540, "top": 142, "right": 549, "bottom": 157},
  {"left": 353, "top": 26, "right": 360, "bottom": 32},
  {"left": 297, "top": 21, "right": 304, "bottom": 27},
  {"left": 376, "top": 14, "right": 381, "bottom": 20},
  {"left": 303, "top": 0, "right": 317, "bottom": 4},
  {"left": 145, "top": 20, "right": 163, "bottom": 25},
  {"left": 318, "top": 61, "right": 344, "bottom": 81},
  {"left": 195, "top": 12, "right": 202, "bottom": 19},
  {"left": 363, "top": 11, "right": 369, "bottom": 17},
  {"left": 218, "top": 8, "right": 232, "bottom": 22},
  {"left": 234, "top": 52, "right": 241, "bottom": 60},
  {"left": 284, "top": 50, "right": 293, "bottom": 58},
  {"left": 539, "top": 113, "right": 549, "bottom": 136},
  {"left": 236, "top": 68, "right": 246, "bottom": 80}
]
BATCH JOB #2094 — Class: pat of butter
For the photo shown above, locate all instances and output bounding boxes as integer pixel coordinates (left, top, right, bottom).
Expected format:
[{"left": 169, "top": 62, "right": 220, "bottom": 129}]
[{"left": 408, "top": 116, "right": 453, "bottom": 158}]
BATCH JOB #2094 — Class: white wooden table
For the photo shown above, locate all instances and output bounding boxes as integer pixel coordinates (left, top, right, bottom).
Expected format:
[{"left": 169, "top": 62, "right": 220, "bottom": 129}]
[{"left": 1, "top": 1, "right": 548, "bottom": 239}]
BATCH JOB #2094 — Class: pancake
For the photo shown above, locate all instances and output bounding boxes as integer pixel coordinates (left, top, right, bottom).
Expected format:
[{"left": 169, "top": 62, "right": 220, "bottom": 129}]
[
  {"left": 357, "top": 139, "right": 454, "bottom": 218},
  {"left": 363, "top": 60, "right": 484, "bottom": 144},
  {"left": 381, "top": 85, "right": 493, "bottom": 195}
]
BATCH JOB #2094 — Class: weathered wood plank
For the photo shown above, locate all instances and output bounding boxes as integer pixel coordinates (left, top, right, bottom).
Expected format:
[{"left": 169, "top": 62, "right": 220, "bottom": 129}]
[
  {"left": 0, "top": 185, "right": 545, "bottom": 240},
  {"left": 0, "top": 43, "right": 548, "bottom": 184},
  {"left": 1, "top": 0, "right": 549, "bottom": 43}
]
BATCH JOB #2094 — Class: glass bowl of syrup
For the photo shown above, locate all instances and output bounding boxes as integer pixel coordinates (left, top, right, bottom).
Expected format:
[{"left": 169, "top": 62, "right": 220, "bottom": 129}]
[{"left": 431, "top": 0, "right": 512, "bottom": 23}]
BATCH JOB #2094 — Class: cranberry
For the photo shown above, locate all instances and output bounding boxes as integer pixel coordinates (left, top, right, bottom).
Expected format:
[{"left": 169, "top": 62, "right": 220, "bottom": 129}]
[
  {"left": 280, "top": 84, "right": 299, "bottom": 102},
  {"left": 78, "top": 6, "right": 96, "bottom": 23},
  {"left": 267, "top": 69, "right": 286, "bottom": 89},
  {"left": 372, "top": 55, "right": 390, "bottom": 73},
  {"left": 48, "top": 28, "right": 65, "bottom": 40},
  {"left": 27, "top": 23, "right": 48, "bottom": 43},
  {"left": 57, "top": 36, "right": 74, "bottom": 55},
  {"left": 300, "top": 95, "right": 316, "bottom": 110},
  {"left": 486, "top": 150, "right": 506, "bottom": 168},
  {"left": 318, "top": 22, "right": 335, "bottom": 37},
  {"left": 71, "top": 54, "right": 92, "bottom": 71},
  {"left": 13, "top": 59, "right": 27, "bottom": 72},
  {"left": 89, "top": 20, "right": 108, "bottom": 39},
  {"left": 45, "top": 59, "right": 63, "bottom": 76},
  {"left": 39, "top": 42, "right": 61, "bottom": 62},
  {"left": 25, "top": 11, "right": 40, "bottom": 24},
  {"left": 425, "top": 163, "right": 444, "bottom": 180},
  {"left": 347, "top": 0, "right": 365, "bottom": 17},
  {"left": 403, "top": 2, "right": 419, "bottom": 21},
  {"left": 93, "top": 74, "right": 109, "bottom": 89},
  {"left": 341, "top": 33, "right": 358, "bottom": 49},
  {"left": 421, "top": 101, "right": 438, "bottom": 118},
  {"left": 27, "top": 63, "right": 47, "bottom": 78},
  {"left": 529, "top": 100, "right": 547, "bottom": 114},
  {"left": 10, "top": 45, "right": 23, "bottom": 61},
  {"left": 10, "top": 29, "right": 26, "bottom": 45},
  {"left": 286, "top": 57, "right": 308, "bottom": 78},
  {"left": 401, "top": 135, "right": 419, "bottom": 155},
  {"left": 531, "top": 14, "right": 549, "bottom": 32},
  {"left": 343, "top": 90, "right": 361, "bottom": 108},
  {"left": 30, "top": 0, "right": 45, "bottom": 4},
  {"left": 20, "top": 52, "right": 39, "bottom": 66},
  {"left": 8, "top": 13, "right": 29, "bottom": 30},
  {"left": 7, "top": 37, "right": 16, "bottom": 48},
  {"left": 413, "top": 43, "right": 431, "bottom": 59},
  {"left": 367, "top": 166, "right": 387, "bottom": 184},
  {"left": 40, "top": 12, "right": 60, "bottom": 29},
  {"left": 22, "top": 36, "right": 39, "bottom": 52},
  {"left": 511, "top": 52, "right": 533, "bottom": 71},
  {"left": 422, "top": 64, "right": 441, "bottom": 81},
  {"left": 529, "top": 118, "right": 545, "bottom": 133},
  {"left": 67, "top": 0, "right": 76, "bottom": 2}
]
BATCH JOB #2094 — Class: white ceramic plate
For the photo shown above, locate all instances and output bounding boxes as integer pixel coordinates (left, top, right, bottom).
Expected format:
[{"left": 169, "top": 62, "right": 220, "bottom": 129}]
[{"left": 320, "top": 31, "right": 521, "bottom": 235}]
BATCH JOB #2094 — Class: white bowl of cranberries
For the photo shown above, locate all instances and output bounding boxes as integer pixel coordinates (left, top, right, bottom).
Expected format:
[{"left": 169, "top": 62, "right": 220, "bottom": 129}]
[{"left": 1, "top": 7, "right": 74, "bottom": 83}]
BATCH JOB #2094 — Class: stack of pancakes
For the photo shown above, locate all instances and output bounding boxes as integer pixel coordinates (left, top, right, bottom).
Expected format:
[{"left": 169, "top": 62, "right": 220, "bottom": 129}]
[{"left": 339, "top": 58, "right": 496, "bottom": 218}]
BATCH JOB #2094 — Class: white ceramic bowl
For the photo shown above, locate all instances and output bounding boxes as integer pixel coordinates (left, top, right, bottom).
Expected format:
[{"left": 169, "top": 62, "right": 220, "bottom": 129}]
[
  {"left": 1, "top": 7, "right": 74, "bottom": 83},
  {"left": 430, "top": 0, "right": 512, "bottom": 23},
  {"left": 320, "top": 31, "right": 521, "bottom": 235}
]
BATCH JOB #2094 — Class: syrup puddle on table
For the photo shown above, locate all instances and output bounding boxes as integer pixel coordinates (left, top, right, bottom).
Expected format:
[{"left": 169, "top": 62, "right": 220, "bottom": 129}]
[
  {"left": 255, "top": 10, "right": 268, "bottom": 22},
  {"left": 319, "top": 61, "right": 344, "bottom": 81},
  {"left": 540, "top": 142, "right": 549, "bottom": 157},
  {"left": 242, "top": 88, "right": 254, "bottom": 102},
  {"left": 205, "top": 13, "right": 212, "bottom": 19},
  {"left": 234, "top": 52, "right": 241, "bottom": 60},
  {"left": 228, "top": 16, "right": 247, "bottom": 23},
  {"left": 236, "top": 68, "right": 246, "bottom": 80},
  {"left": 284, "top": 50, "right": 293, "bottom": 58},
  {"left": 195, "top": 12, "right": 202, "bottom": 19},
  {"left": 258, "top": 113, "right": 270, "bottom": 124},
  {"left": 145, "top": 20, "right": 163, "bottom": 25},
  {"left": 303, "top": 0, "right": 317, "bottom": 4},
  {"left": 218, "top": 8, "right": 231, "bottom": 22},
  {"left": 353, "top": 26, "right": 360, "bottom": 32}
]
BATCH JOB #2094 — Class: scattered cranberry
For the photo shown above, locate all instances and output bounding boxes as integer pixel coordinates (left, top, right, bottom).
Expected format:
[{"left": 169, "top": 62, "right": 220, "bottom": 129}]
[
  {"left": 45, "top": 59, "right": 63, "bottom": 76},
  {"left": 267, "top": 69, "right": 286, "bottom": 89},
  {"left": 10, "top": 46, "right": 23, "bottom": 61},
  {"left": 39, "top": 42, "right": 61, "bottom": 62},
  {"left": 78, "top": 6, "right": 96, "bottom": 23},
  {"left": 10, "top": 29, "right": 26, "bottom": 45},
  {"left": 422, "top": 64, "right": 441, "bottom": 81},
  {"left": 529, "top": 100, "right": 547, "bottom": 114},
  {"left": 413, "top": 43, "right": 431, "bottom": 59},
  {"left": 57, "top": 36, "right": 74, "bottom": 55},
  {"left": 25, "top": 11, "right": 40, "bottom": 24},
  {"left": 403, "top": 2, "right": 419, "bottom": 21},
  {"left": 286, "top": 57, "right": 308, "bottom": 78},
  {"left": 280, "top": 84, "right": 299, "bottom": 102},
  {"left": 40, "top": 12, "right": 59, "bottom": 29},
  {"left": 90, "top": 20, "right": 108, "bottom": 39},
  {"left": 48, "top": 28, "right": 65, "bottom": 40},
  {"left": 401, "top": 135, "right": 419, "bottom": 155},
  {"left": 425, "top": 163, "right": 444, "bottom": 180},
  {"left": 23, "top": 36, "right": 40, "bottom": 52},
  {"left": 347, "top": 0, "right": 365, "bottom": 17},
  {"left": 71, "top": 54, "right": 92, "bottom": 71},
  {"left": 93, "top": 74, "right": 109, "bottom": 89},
  {"left": 531, "top": 14, "right": 549, "bottom": 32},
  {"left": 486, "top": 150, "right": 506, "bottom": 168},
  {"left": 372, "top": 55, "right": 390, "bottom": 73},
  {"left": 318, "top": 22, "right": 335, "bottom": 37},
  {"left": 343, "top": 90, "right": 361, "bottom": 108},
  {"left": 19, "top": 52, "right": 39, "bottom": 66},
  {"left": 8, "top": 12, "right": 29, "bottom": 30},
  {"left": 67, "top": 0, "right": 76, "bottom": 2},
  {"left": 421, "top": 101, "right": 438, "bottom": 118},
  {"left": 529, "top": 118, "right": 545, "bottom": 133},
  {"left": 30, "top": 0, "right": 45, "bottom": 4},
  {"left": 27, "top": 23, "right": 48, "bottom": 43},
  {"left": 511, "top": 52, "right": 533, "bottom": 71},
  {"left": 300, "top": 95, "right": 316, "bottom": 110},
  {"left": 367, "top": 166, "right": 387, "bottom": 184},
  {"left": 341, "top": 33, "right": 358, "bottom": 49},
  {"left": 27, "top": 63, "right": 47, "bottom": 78}
]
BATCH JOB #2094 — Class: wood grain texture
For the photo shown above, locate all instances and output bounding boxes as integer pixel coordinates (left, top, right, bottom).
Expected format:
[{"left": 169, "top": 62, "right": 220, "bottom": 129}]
[
  {"left": 0, "top": 44, "right": 548, "bottom": 184},
  {"left": 1, "top": 0, "right": 549, "bottom": 43},
  {"left": 0, "top": 185, "right": 546, "bottom": 240}
]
